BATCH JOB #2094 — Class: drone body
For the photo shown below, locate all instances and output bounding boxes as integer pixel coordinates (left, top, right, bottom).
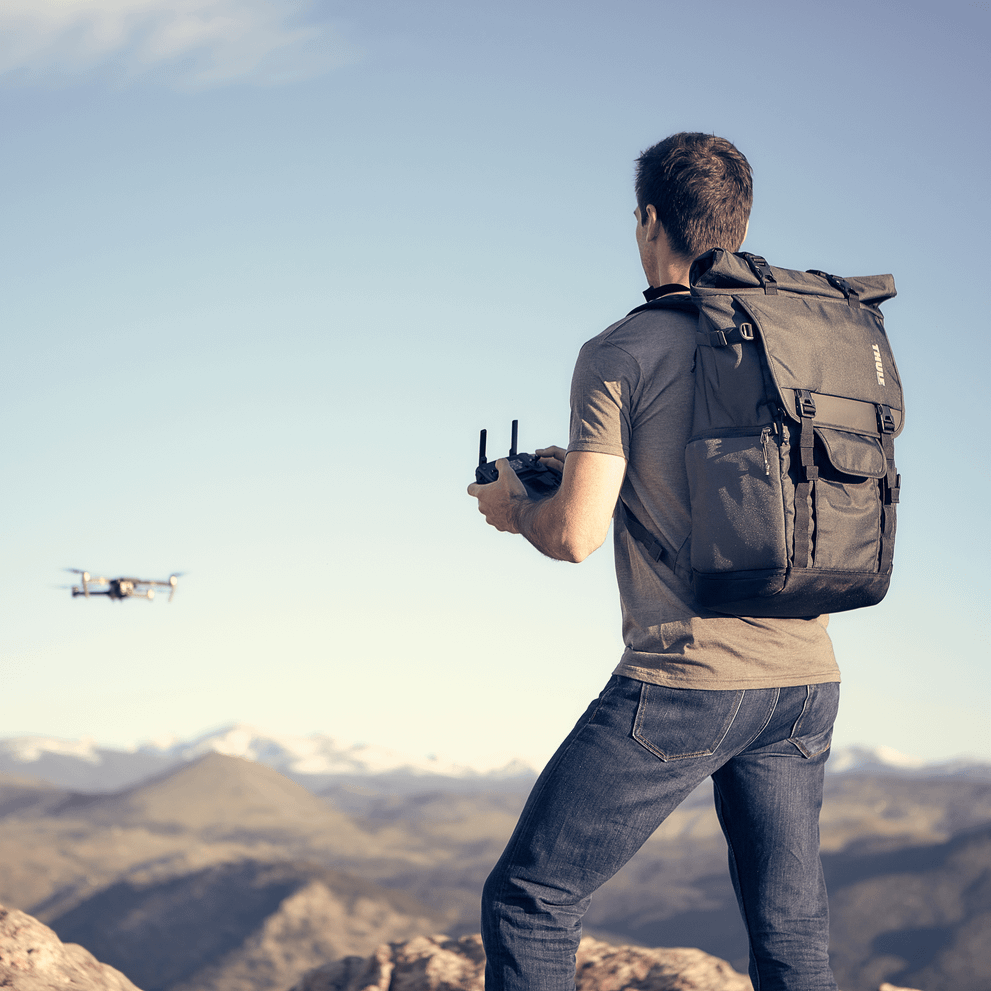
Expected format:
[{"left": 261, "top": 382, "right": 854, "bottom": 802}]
[{"left": 68, "top": 570, "right": 180, "bottom": 602}]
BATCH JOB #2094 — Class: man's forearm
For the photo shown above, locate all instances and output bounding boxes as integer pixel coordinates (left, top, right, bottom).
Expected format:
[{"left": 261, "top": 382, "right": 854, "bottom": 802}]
[{"left": 511, "top": 492, "right": 585, "bottom": 563}]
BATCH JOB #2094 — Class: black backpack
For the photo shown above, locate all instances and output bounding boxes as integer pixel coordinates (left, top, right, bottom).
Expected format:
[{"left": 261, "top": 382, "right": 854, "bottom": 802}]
[{"left": 624, "top": 249, "right": 903, "bottom": 617}]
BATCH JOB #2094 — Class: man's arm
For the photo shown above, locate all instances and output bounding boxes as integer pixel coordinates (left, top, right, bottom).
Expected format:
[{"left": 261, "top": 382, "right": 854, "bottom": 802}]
[{"left": 467, "top": 450, "right": 626, "bottom": 563}]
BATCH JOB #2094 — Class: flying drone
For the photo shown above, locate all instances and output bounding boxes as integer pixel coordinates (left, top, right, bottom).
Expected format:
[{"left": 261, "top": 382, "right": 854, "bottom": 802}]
[{"left": 67, "top": 570, "right": 181, "bottom": 602}]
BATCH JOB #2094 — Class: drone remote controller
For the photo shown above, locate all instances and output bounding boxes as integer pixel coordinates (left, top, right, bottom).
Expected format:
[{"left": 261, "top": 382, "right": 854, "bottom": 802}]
[{"left": 475, "top": 420, "right": 563, "bottom": 499}]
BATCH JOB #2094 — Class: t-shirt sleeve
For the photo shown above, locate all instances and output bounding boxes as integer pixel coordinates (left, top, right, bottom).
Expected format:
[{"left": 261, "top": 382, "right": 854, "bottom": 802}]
[{"left": 569, "top": 336, "right": 641, "bottom": 459}]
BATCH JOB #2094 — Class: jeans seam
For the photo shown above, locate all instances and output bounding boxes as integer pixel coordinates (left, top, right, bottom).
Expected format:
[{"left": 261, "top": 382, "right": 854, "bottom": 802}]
[
  {"left": 736, "top": 686, "right": 780, "bottom": 756},
  {"left": 788, "top": 684, "right": 836, "bottom": 759},
  {"left": 714, "top": 787, "right": 760, "bottom": 991},
  {"left": 789, "top": 684, "right": 813, "bottom": 738}
]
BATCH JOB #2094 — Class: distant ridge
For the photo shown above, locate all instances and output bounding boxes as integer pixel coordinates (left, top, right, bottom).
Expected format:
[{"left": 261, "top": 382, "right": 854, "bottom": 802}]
[
  {"left": 50, "top": 753, "right": 371, "bottom": 846},
  {"left": 0, "top": 725, "right": 540, "bottom": 793},
  {"left": 2, "top": 725, "right": 989, "bottom": 794}
]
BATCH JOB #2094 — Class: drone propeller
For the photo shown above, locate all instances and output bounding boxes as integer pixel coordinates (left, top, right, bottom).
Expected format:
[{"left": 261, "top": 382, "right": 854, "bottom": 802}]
[
  {"left": 167, "top": 572, "right": 186, "bottom": 602},
  {"left": 64, "top": 568, "right": 91, "bottom": 597}
]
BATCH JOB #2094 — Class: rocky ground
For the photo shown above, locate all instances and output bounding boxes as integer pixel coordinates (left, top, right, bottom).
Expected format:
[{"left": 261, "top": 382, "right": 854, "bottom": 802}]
[
  {"left": 288, "top": 933, "right": 754, "bottom": 991},
  {"left": 0, "top": 900, "right": 931, "bottom": 991}
]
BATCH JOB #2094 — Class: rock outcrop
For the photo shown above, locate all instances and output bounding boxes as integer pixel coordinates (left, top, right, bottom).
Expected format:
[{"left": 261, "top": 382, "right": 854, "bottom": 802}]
[
  {"left": 0, "top": 903, "right": 142, "bottom": 990},
  {"left": 288, "top": 933, "right": 754, "bottom": 991}
]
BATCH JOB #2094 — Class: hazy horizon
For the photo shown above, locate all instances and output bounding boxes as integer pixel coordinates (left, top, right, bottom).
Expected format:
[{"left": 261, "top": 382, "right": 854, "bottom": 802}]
[{"left": 3, "top": 721, "right": 989, "bottom": 779}]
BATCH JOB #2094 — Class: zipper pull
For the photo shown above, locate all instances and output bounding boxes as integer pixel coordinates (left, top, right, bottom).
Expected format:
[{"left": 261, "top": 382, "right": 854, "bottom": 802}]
[{"left": 760, "top": 427, "right": 771, "bottom": 475}]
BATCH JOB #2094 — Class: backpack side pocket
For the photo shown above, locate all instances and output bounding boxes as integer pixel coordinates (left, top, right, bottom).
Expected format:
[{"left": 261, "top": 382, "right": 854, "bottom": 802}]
[{"left": 685, "top": 429, "right": 788, "bottom": 605}]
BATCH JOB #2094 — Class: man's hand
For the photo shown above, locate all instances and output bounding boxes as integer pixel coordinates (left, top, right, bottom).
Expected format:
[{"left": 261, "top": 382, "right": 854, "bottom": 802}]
[
  {"left": 467, "top": 449, "right": 626, "bottom": 562},
  {"left": 467, "top": 458, "right": 529, "bottom": 533},
  {"left": 535, "top": 446, "right": 567, "bottom": 472}
]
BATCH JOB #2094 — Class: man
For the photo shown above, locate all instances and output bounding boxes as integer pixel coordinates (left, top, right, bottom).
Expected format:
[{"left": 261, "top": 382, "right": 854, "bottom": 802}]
[{"left": 467, "top": 133, "right": 840, "bottom": 991}]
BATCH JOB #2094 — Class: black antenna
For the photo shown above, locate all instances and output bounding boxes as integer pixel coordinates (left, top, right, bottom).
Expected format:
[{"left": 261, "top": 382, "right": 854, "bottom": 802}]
[
  {"left": 509, "top": 419, "right": 519, "bottom": 457},
  {"left": 478, "top": 429, "right": 488, "bottom": 467}
]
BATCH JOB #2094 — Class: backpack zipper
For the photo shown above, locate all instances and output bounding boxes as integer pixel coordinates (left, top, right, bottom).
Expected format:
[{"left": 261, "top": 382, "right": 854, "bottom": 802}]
[{"left": 760, "top": 427, "right": 772, "bottom": 475}]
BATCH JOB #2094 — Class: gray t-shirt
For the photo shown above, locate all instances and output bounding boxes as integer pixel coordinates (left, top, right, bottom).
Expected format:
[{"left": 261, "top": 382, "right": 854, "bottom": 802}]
[{"left": 569, "top": 298, "right": 840, "bottom": 690}]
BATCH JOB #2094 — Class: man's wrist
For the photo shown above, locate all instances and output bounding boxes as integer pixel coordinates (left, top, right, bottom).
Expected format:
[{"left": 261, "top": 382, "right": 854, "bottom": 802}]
[
  {"left": 508, "top": 492, "right": 536, "bottom": 536},
  {"left": 510, "top": 492, "right": 565, "bottom": 559}
]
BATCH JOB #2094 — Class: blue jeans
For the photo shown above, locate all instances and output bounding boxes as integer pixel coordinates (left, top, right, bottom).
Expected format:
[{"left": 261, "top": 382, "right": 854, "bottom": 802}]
[{"left": 482, "top": 676, "right": 840, "bottom": 991}]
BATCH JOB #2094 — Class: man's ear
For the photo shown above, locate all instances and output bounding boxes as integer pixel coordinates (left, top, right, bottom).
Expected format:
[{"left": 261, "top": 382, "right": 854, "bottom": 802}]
[{"left": 643, "top": 203, "right": 661, "bottom": 242}]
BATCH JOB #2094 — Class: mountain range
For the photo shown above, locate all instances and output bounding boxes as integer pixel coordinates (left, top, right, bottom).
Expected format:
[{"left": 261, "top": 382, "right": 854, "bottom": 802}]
[{"left": 3, "top": 724, "right": 989, "bottom": 794}]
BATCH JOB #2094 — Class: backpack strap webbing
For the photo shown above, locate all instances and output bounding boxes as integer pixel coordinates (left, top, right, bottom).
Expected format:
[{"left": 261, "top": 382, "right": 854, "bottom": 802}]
[
  {"left": 643, "top": 283, "right": 690, "bottom": 302},
  {"left": 793, "top": 390, "right": 819, "bottom": 569},
  {"left": 742, "top": 253, "right": 778, "bottom": 295},
  {"left": 621, "top": 504, "right": 673, "bottom": 567},
  {"left": 807, "top": 269, "right": 861, "bottom": 308},
  {"left": 879, "top": 429, "right": 900, "bottom": 574},
  {"left": 701, "top": 323, "right": 755, "bottom": 348}
]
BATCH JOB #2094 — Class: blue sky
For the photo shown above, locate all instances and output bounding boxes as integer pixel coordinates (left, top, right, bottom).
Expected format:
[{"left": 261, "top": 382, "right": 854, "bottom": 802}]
[{"left": 2, "top": 0, "right": 989, "bottom": 769}]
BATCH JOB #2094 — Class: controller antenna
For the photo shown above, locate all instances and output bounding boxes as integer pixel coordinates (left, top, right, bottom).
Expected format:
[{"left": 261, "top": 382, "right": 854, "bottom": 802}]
[
  {"left": 478, "top": 429, "right": 488, "bottom": 467},
  {"left": 510, "top": 419, "right": 519, "bottom": 458}
]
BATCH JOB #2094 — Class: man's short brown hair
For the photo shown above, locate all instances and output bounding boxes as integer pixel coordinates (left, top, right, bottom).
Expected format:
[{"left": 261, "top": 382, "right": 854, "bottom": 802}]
[{"left": 635, "top": 133, "right": 753, "bottom": 261}]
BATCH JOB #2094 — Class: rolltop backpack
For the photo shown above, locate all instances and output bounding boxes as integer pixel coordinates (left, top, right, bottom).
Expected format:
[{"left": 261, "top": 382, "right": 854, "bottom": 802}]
[{"left": 623, "top": 249, "right": 903, "bottom": 618}]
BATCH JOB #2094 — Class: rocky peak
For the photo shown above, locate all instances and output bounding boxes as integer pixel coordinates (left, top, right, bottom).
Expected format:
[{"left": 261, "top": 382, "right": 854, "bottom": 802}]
[{"left": 0, "top": 903, "right": 142, "bottom": 991}]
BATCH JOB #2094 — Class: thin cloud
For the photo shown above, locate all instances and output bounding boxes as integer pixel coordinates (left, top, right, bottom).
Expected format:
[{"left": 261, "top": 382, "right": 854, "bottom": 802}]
[{"left": 0, "top": 0, "right": 357, "bottom": 88}]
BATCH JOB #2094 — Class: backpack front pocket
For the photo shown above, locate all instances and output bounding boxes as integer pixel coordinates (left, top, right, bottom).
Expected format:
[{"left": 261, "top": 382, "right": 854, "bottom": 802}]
[{"left": 807, "top": 428, "right": 886, "bottom": 572}]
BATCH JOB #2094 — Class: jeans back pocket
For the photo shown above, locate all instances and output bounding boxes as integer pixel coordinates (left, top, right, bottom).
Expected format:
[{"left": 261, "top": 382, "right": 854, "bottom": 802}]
[{"left": 633, "top": 684, "right": 745, "bottom": 761}]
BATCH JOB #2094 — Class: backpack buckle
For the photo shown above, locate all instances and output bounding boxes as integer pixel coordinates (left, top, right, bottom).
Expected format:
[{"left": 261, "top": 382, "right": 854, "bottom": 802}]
[
  {"left": 739, "top": 322, "right": 755, "bottom": 340},
  {"left": 795, "top": 389, "right": 817, "bottom": 418},
  {"left": 744, "top": 253, "right": 778, "bottom": 295},
  {"left": 808, "top": 269, "right": 861, "bottom": 308},
  {"left": 877, "top": 404, "right": 896, "bottom": 433}
]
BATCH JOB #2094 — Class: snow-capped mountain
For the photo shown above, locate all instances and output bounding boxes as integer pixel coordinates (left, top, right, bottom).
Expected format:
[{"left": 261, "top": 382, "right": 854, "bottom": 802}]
[
  {"left": 827, "top": 744, "right": 928, "bottom": 773},
  {"left": 0, "top": 724, "right": 539, "bottom": 793},
  {"left": 149, "top": 724, "right": 536, "bottom": 779},
  {"left": 828, "top": 744, "right": 991, "bottom": 779}
]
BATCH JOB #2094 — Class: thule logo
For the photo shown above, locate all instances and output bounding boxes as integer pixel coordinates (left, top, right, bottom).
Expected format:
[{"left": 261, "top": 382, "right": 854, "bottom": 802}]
[{"left": 872, "top": 344, "right": 886, "bottom": 386}]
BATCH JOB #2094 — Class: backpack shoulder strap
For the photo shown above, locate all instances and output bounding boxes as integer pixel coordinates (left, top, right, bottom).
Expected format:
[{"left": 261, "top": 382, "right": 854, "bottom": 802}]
[
  {"left": 620, "top": 288, "right": 697, "bottom": 566},
  {"left": 621, "top": 504, "right": 674, "bottom": 567},
  {"left": 626, "top": 293, "right": 697, "bottom": 318}
]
